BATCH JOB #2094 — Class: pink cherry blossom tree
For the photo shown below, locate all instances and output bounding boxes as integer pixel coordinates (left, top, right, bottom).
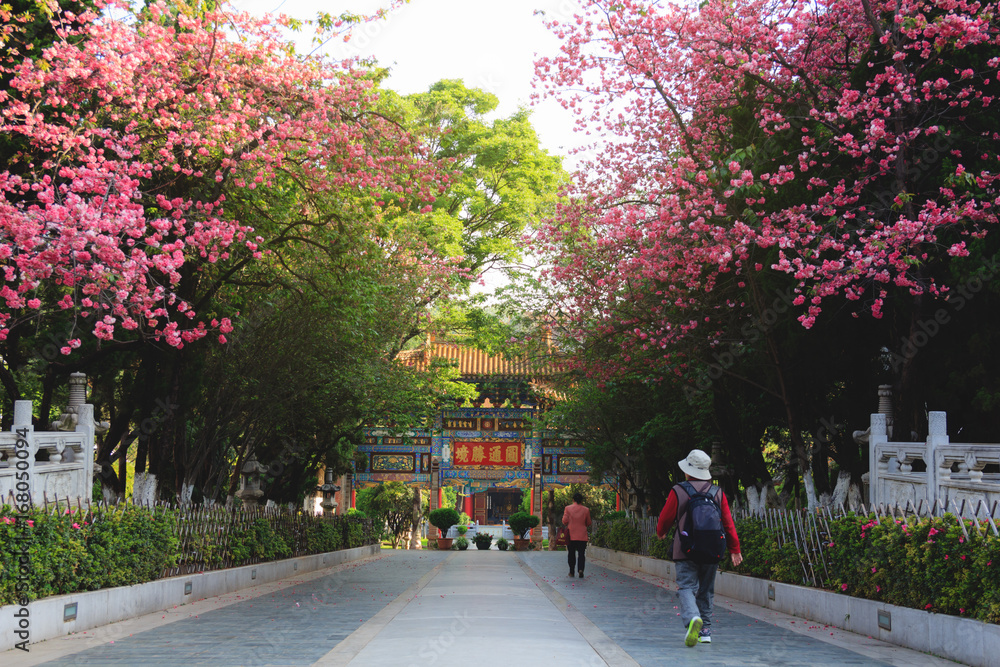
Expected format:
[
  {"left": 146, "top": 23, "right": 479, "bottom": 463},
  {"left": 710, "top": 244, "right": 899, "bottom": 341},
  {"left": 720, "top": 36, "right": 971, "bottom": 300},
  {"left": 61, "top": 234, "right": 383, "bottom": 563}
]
[
  {"left": 0, "top": 0, "right": 453, "bottom": 346},
  {"left": 0, "top": 0, "right": 459, "bottom": 399},
  {"left": 534, "top": 0, "right": 1000, "bottom": 507}
]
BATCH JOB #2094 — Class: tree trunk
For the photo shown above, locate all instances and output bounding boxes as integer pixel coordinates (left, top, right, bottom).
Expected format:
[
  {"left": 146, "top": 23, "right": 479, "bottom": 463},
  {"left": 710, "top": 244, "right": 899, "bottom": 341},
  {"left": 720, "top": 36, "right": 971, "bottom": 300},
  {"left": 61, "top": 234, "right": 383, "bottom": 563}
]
[
  {"left": 409, "top": 487, "right": 422, "bottom": 549},
  {"left": 750, "top": 278, "right": 818, "bottom": 509},
  {"left": 117, "top": 434, "right": 128, "bottom": 500}
]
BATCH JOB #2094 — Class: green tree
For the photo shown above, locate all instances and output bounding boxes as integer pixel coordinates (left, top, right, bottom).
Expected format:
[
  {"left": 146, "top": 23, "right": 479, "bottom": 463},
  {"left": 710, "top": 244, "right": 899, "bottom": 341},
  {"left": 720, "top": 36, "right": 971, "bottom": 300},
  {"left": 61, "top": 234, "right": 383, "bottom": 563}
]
[{"left": 358, "top": 482, "right": 417, "bottom": 548}]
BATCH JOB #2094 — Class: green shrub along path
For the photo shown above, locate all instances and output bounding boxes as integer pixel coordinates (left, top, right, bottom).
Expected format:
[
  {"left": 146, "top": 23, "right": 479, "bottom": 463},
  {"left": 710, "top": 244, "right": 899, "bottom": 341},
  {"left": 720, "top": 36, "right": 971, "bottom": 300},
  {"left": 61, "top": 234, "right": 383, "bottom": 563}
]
[
  {"left": 0, "top": 502, "right": 378, "bottom": 606},
  {"left": 590, "top": 508, "right": 1000, "bottom": 624}
]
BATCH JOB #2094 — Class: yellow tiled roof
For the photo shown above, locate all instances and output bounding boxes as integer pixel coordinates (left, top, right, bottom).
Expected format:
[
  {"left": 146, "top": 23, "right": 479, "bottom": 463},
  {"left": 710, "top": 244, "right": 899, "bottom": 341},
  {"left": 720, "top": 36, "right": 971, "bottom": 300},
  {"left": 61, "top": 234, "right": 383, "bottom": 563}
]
[{"left": 397, "top": 342, "right": 555, "bottom": 379}]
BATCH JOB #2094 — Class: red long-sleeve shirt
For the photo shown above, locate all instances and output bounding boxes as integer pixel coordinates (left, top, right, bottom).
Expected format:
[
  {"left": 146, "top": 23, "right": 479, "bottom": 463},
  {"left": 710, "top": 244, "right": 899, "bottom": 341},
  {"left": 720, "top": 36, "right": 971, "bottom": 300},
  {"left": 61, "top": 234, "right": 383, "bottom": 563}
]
[{"left": 656, "top": 483, "right": 741, "bottom": 557}]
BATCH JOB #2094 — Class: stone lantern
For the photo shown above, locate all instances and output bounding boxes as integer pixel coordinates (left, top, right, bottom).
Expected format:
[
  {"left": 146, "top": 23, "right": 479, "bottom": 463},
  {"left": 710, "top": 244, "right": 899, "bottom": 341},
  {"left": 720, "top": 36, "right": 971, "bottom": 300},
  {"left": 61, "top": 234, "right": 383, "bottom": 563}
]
[
  {"left": 318, "top": 468, "right": 340, "bottom": 517},
  {"left": 237, "top": 455, "right": 268, "bottom": 508},
  {"left": 52, "top": 373, "right": 110, "bottom": 434}
]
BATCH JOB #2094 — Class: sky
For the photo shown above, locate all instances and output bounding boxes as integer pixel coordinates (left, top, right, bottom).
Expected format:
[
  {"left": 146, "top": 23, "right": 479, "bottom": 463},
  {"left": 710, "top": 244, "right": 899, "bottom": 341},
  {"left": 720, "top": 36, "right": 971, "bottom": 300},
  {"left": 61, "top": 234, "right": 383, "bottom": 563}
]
[{"left": 230, "top": 0, "right": 590, "bottom": 165}]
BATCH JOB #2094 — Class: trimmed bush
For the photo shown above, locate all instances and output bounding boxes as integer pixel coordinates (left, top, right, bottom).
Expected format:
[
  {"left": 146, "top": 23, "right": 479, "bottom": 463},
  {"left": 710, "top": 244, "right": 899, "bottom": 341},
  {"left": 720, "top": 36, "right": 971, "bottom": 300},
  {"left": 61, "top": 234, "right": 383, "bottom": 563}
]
[
  {"left": 0, "top": 503, "right": 378, "bottom": 606},
  {"left": 428, "top": 507, "right": 460, "bottom": 536},
  {"left": 508, "top": 511, "right": 539, "bottom": 539}
]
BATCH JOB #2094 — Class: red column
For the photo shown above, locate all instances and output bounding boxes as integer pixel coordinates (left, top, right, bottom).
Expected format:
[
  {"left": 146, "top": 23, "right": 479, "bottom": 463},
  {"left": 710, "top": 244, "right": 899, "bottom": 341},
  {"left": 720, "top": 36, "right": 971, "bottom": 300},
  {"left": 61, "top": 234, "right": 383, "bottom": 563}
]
[
  {"left": 438, "top": 488, "right": 444, "bottom": 509},
  {"left": 616, "top": 493, "right": 621, "bottom": 511},
  {"left": 464, "top": 494, "right": 473, "bottom": 518},
  {"left": 351, "top": 489, "right": 356, "bottom": 509}
]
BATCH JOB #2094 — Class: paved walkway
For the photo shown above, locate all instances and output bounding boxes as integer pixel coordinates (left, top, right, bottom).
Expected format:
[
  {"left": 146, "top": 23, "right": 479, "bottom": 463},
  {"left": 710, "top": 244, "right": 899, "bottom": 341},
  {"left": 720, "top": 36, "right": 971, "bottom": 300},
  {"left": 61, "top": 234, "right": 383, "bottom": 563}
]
[{"left": 4, "top": 550, "right": 962, "bottom": 666}]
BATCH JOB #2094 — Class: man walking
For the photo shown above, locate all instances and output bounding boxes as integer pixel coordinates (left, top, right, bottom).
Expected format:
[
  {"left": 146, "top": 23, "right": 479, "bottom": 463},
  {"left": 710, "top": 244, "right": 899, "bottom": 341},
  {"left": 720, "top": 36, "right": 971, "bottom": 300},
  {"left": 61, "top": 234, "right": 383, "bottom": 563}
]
[
  {"left": 562, "top": 491, "right": 592, "bottom": 578},
  {"left": 656, "top": 449, "right": 742, "bottom": 646}
]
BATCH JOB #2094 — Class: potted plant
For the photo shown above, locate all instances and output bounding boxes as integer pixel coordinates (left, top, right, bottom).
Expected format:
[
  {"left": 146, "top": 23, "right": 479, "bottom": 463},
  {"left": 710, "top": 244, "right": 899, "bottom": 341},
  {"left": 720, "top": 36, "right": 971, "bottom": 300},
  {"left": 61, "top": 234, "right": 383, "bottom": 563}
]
[
  {"left": 496, "top": 536, "right": 510, "bottom": 551},
  {"left": 472, "top": 532, "right": 493, "bottom": 550},
  {"left": 456, "top": 525, "right": 468, "bottom": 537},
  {"left": 429, "top": 507, "right": 460, "bottom": 550},
  {"left": 508, "top": 511, "right": 540, "bottom": 550},
  {"left": 454, "top": 535, "right": 469, "bottom": 550}
]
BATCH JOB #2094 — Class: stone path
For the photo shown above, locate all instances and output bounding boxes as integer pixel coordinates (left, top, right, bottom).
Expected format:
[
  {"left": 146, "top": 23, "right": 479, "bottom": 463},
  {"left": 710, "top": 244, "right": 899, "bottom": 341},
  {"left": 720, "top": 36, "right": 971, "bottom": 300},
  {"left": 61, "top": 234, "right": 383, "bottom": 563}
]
[{"left": 3, "top": 550, "right": 963, "bottom": 666}]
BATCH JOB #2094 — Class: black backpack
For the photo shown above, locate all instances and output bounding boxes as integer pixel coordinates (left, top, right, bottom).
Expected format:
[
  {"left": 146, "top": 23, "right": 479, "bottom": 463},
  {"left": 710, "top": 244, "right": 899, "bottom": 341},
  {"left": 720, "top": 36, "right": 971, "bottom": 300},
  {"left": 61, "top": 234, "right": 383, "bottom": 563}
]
[{"left": 677, "top": 481, "right": 726, "bottom": 563}]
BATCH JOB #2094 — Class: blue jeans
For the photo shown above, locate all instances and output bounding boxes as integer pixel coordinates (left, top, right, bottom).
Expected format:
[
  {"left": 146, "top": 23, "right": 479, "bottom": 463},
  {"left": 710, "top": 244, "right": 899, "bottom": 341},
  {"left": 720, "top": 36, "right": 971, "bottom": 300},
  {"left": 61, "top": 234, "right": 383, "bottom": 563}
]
[
  {"left": 567, "top": 540, "right": 587, "bottom": 573},
  {"left": 675, "top": 559, "right": 717, "bottom": 630}
]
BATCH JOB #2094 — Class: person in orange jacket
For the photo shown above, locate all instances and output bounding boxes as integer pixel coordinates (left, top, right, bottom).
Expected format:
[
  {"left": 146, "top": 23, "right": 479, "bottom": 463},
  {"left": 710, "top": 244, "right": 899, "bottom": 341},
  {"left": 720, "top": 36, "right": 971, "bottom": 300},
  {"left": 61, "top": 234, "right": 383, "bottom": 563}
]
[
  {"left": 657, "top": 449, "right": 743, "bottom": 646},
  {"left": 562, "top": 492, "right": 592, "bottom": 578}
]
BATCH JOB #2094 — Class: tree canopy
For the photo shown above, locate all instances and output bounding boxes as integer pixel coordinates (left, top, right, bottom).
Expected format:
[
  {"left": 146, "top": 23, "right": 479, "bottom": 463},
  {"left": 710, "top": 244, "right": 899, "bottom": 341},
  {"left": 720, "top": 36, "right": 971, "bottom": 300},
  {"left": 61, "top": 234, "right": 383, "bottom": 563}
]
[{"left": 531, "top": 0, "right": 1000, "bottom": 508}]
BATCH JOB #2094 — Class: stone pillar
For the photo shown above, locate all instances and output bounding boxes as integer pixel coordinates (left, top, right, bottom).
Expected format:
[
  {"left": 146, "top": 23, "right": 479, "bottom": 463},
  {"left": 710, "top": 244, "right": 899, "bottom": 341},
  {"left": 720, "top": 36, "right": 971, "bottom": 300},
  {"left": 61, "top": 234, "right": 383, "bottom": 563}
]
[
  {"left": 429, "top": 457, "right": 440, "bottom": 548},
  {"left": 12, "top": 401, "right": 35, "bottom": 505},
  {"left": 67, "top": 372, "right": 87, "bottom": 411},
  {"left": 531, "top": 457, "right": 543, "bottom": 544},
  {"left": 878, "top": 384, "right": 894, "bottom": 439},
  {"left": 927, "top": 411, "right": 948, "bottom": 510},
  {"left": 868, "top": 413, "right": 888, "bottom": 507},
  {"left": 75, "top": 404, "right": 96, "bottom": 505}
]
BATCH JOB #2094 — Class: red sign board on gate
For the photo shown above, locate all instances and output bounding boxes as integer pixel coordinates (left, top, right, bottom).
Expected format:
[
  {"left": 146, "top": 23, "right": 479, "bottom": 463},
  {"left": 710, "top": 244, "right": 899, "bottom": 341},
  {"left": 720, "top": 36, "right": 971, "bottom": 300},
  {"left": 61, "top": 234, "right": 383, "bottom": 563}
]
[{"left": 452, "top": 441, "right": 522, "bottom": 467}]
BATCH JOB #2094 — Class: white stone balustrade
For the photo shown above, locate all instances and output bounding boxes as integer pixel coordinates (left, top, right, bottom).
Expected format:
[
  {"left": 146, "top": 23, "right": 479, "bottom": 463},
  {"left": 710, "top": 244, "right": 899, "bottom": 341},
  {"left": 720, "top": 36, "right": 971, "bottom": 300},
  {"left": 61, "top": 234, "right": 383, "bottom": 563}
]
[
  {"left": 869, "top": 410, "right": 1000, "bottom": 513},
  {"left": 0, "top": 399, "right": 95, "bottom": 506}
]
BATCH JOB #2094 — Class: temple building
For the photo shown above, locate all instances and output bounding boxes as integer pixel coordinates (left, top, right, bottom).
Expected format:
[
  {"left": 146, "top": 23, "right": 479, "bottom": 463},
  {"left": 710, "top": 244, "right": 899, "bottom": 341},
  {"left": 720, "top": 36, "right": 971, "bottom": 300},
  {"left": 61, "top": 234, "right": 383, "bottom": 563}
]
[{"left": 344, "top": 335, "right": 597, "bottom": 545}]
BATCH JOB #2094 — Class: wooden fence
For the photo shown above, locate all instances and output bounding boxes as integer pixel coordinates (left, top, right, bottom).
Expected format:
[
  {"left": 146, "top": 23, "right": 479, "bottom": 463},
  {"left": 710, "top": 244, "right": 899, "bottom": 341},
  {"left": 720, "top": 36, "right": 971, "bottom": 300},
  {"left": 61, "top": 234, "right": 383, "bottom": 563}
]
[{"left": 2, "top": 492, "right": 377, "bottom": 578}]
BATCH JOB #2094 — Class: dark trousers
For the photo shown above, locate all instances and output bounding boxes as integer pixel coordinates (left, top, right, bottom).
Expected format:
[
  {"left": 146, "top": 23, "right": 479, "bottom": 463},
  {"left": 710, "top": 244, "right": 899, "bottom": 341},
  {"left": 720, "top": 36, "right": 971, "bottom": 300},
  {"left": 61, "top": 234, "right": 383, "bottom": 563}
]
[{"left": 567, "top": 540, "right": 587, "bottom": 573}]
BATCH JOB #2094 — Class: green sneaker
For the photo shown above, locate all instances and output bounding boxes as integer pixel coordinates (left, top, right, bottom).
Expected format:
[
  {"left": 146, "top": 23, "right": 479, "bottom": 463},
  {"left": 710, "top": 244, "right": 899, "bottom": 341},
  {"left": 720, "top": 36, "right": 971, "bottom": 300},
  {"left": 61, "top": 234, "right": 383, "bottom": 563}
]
[{"left": 684, "top": 616, "right": 703, "bottom": 647}]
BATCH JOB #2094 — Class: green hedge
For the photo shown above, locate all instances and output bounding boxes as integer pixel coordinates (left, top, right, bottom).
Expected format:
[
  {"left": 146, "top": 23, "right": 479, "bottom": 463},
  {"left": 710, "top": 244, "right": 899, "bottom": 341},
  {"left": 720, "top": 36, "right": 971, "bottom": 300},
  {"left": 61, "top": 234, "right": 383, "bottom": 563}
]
[
  {"left": 590, "top": 513, "right": 642, "bottom": 553},
  {"left": 805, "top": 512, "right": 1000, "bottom": 622},
  {"left": 0, "top": 504, "right": 177, "bottom": 604},
  {"left": 0, "top": 504, "right": 378, "bottom": 606},
  {"left": 602, "top": 510, "right": 1000, "bottom": 624}
]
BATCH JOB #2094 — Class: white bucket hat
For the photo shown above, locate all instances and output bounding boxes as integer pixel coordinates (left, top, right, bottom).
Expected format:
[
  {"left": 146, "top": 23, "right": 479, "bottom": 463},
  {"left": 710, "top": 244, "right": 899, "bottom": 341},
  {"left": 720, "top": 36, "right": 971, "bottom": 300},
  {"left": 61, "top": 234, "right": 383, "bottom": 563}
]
[{"left": 678, "top": 449, "right": 712, "bottom": 480}]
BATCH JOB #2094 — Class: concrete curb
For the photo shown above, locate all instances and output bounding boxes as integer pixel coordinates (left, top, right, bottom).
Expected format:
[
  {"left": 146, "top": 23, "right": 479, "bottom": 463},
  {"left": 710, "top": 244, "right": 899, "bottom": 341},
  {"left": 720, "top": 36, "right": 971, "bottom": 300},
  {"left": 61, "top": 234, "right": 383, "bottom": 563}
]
[
  {"left": 0, "top": 544, "right": 380, "bottom": 652},
  {"left": 588, "top": 546, "right": 999, "bottom": 667}
]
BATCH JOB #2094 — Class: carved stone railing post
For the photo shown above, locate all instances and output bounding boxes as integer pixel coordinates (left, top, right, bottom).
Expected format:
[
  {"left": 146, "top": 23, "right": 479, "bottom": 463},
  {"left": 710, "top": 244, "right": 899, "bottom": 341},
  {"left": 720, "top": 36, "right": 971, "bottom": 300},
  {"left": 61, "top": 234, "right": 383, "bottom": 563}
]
[
  {"left": 927, "top": 411, "right": 948, "bottom": 508},
  {"left": 76, "top": 404, "right": 95, "bottom": 503},
  {"left": 13, "top": 401, "right": 35, "bottom": 504},
  {"left": 868, "top": 413, "right": 888, "bottom": 505},
  {"left": 1, "top": 399, "right": 94, "bottom": 506}
]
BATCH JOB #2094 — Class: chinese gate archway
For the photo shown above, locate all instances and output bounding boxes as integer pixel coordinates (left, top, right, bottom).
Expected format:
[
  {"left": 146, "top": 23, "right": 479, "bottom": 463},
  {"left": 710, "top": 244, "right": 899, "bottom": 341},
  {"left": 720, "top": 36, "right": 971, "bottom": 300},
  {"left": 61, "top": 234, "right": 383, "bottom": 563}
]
[{"left": 352, "top": 337, "right": 600, "bottom": 547}]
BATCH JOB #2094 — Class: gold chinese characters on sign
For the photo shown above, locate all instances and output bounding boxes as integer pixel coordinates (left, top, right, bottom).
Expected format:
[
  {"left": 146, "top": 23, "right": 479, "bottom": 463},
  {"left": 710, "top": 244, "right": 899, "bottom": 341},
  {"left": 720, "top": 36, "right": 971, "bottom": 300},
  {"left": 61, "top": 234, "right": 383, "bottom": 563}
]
[
  {"left": 452, "top": 442, "right": 522, "bottom": 467},
  {"left": 444, "top": 418, "right": 478, "bottom": 430}
]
